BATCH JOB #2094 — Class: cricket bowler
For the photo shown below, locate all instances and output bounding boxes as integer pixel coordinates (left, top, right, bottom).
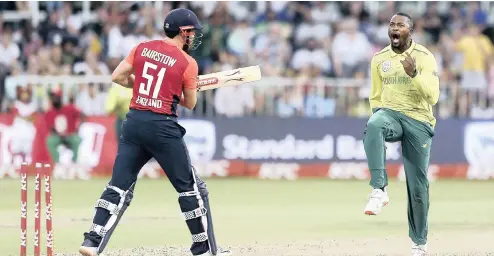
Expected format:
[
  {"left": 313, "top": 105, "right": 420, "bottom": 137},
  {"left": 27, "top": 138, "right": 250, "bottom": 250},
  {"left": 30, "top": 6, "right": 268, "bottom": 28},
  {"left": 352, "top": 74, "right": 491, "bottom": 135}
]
[
  {"left": 363, "top": 13, "right": 439, "bottom": 256},
  {"left": 79, "top": 8, "right": 231, "bottom": 256}
]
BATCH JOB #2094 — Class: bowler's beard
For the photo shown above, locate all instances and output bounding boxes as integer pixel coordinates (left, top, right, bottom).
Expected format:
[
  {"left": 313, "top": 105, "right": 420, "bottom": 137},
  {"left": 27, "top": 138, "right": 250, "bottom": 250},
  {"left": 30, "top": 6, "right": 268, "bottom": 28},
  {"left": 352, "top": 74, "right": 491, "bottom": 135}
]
[{"left": 391, "top": 37, "right": 412, "bottom": 54}]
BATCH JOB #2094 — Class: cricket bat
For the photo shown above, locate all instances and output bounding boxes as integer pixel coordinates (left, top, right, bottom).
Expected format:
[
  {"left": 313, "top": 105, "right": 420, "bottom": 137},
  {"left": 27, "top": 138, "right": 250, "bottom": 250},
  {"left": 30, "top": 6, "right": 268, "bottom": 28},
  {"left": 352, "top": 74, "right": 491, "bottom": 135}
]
[{"left": 196, "top": 65, "right": 262, "bottom": 91}]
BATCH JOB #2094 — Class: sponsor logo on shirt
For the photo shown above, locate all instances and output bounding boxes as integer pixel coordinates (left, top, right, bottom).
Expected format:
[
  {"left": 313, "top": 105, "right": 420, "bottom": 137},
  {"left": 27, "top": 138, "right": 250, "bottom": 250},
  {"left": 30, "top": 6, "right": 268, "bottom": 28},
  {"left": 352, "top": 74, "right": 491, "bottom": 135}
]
[{"left": 382, "top": 61, "right": 392, "bottom": 72}]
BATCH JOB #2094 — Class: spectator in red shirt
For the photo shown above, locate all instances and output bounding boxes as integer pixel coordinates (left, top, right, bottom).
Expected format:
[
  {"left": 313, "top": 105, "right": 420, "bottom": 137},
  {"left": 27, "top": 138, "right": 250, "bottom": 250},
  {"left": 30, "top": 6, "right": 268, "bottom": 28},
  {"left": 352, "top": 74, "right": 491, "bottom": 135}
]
[{"left": 45, "top": 88, "right": 83, "bottom": 163}]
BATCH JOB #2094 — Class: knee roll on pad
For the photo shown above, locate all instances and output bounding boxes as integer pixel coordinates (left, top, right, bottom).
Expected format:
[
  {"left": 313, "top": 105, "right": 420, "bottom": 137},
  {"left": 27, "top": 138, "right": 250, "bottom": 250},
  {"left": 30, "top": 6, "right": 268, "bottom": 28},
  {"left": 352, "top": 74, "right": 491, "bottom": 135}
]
[
  {"left": 179, "top": 192, "right": 208, "bottom": 221},
  {"left": 89, "top": 183, "right": 135, "bottom": 254}
]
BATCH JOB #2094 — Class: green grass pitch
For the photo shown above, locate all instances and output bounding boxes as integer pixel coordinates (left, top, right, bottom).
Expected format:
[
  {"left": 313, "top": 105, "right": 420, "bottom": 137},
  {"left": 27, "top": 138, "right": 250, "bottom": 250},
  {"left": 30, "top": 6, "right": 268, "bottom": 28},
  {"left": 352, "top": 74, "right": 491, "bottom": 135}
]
[{"left": 1, "top": 178, "right": 493, "bottom": 255}]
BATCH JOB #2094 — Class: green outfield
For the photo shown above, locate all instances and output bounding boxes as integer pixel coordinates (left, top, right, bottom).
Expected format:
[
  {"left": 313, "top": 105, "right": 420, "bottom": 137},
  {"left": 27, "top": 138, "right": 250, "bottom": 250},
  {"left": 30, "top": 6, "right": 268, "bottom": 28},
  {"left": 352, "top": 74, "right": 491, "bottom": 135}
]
[{"left": 1, "top": 178, "right": 493, "bottom": 256}]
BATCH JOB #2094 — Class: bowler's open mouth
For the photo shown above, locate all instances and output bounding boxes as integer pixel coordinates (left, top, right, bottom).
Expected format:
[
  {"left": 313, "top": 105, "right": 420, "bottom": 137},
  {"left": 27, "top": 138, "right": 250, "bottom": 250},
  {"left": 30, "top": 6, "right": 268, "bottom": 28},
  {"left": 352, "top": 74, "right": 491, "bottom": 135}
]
[{"left": 391, "top": 33, "right": 400, "bottom": 44}]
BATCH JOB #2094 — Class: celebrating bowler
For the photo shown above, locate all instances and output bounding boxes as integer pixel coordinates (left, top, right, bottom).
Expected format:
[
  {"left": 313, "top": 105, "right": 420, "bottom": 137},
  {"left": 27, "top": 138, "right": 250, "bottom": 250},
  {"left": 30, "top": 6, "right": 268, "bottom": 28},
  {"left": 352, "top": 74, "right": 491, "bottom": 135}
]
[{"left": 363, "top": 12, "right": 439, "bottom": 256}]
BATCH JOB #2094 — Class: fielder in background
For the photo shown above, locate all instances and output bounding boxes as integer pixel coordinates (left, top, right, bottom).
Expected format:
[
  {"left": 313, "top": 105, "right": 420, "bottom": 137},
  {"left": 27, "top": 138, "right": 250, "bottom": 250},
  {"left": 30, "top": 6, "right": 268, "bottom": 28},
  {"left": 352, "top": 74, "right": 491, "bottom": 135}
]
[
  {"left": 45, "top": 88, "right": 83, "bottom": 165},
  {"left": 363, "top": 13, "right": 439, "bottom": 256},
  {"left": 79, "top": 8, "right": 231, "bottom": 256},
  {"left": 105, "top": 82, "right": 132, "bottom": 140},
  {"left": 10, "top": 86, "right": 37, "bottom": 164}
]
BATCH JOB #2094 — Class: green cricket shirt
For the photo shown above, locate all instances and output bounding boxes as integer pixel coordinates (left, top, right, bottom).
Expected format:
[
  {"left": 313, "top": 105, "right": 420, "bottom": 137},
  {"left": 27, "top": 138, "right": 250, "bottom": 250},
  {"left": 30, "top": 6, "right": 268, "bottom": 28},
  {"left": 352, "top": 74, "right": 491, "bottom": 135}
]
[{"left": 369, "top": 41, "right": 440, "bottom": 128}]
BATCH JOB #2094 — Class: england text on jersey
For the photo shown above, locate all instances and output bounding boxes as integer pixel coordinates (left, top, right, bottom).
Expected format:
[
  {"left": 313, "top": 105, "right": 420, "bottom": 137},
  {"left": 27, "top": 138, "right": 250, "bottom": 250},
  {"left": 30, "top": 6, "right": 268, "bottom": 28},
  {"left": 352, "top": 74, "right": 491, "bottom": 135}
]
[{"left": 135, "top": 95, "right": 163, "bottom": 109}]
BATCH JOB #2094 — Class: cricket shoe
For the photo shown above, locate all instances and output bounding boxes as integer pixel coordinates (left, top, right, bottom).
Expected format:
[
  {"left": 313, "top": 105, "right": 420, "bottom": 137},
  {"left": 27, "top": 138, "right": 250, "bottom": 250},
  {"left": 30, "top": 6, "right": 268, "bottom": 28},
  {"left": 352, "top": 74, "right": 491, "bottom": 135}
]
[
  {"left": 79, "top": 239, "right": 101, "bottom": 256},
  {"left": 412, "top": 243, "right": 427, "bottom": 256},
  {"left": 197, "top": 247, "right": 233, "bottom": 256},
  {"left": 364, "top": 188, "right": 389, "bottom": 215}
]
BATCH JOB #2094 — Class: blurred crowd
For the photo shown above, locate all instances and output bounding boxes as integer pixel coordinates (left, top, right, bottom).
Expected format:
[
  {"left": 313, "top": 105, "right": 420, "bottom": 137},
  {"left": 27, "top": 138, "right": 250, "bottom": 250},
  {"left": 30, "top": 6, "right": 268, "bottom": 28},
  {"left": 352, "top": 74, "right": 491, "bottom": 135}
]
[{"left": 1, "top": 1, "right": 494, "bottom": 119}]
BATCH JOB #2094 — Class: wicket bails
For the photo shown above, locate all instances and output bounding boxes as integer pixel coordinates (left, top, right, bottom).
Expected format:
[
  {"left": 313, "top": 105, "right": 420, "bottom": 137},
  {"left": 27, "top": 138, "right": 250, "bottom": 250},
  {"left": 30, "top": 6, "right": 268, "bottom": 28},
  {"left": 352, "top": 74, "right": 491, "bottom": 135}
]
[{"left": 20, "top": 162, "right": 54, "bottom": 256}]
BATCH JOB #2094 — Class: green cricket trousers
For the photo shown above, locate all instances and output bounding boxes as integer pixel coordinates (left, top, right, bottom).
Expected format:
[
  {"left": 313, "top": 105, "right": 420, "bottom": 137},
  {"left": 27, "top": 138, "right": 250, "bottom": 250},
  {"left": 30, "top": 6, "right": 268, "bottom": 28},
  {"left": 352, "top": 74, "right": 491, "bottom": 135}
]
[{"left": 363, "top": 108, "right": 434, "bottom": 245}]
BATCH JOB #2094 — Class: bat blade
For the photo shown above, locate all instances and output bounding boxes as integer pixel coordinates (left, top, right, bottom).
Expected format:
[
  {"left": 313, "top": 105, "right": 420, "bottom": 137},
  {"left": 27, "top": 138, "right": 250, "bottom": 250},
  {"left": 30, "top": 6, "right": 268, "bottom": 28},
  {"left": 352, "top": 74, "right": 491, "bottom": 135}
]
[{"left": 196, "top": 65, "right": 262, "bottom": 91}]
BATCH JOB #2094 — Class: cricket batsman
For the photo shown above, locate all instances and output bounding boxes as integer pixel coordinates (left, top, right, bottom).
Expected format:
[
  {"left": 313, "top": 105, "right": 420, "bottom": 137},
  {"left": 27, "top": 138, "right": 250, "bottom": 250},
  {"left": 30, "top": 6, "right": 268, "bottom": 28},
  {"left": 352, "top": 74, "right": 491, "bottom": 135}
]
[
  {"left": 79, "top": 8, "right": 231, "bottom": 256},
  {"left": 363, "top": 13, "right": 439, "bottom": 256}
]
